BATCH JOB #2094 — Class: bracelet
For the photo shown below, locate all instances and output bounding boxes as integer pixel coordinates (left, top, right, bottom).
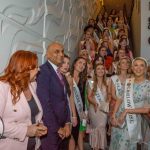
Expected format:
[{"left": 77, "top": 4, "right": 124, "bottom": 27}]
[
  {"left": 72, "top": 116, "right": 77, "bottom": 118},
  {"left": 65, "top": 122, "right": 71, "bottom": 125}
]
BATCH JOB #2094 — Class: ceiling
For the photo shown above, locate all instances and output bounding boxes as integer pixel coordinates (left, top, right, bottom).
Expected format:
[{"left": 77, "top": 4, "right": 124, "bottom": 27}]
[{"left": 103, "top": 0, "right": 134, "bottom": 17}]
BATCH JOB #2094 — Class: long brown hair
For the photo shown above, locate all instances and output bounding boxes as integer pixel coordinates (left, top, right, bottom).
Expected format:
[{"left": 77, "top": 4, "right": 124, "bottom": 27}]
[
  {"left": 71, "top": 57, "right": 87, "bottom": 83},
  {"left": 0, "top": 50, "right": 38, "bottom": 104},
  {"left": 93, "top": 63, "right": 107, "bottom": 93}
]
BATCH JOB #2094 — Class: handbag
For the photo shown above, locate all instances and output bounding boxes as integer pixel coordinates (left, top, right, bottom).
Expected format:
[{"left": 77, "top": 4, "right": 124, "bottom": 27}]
[
  {"left": 99, "top": 101, "right": 109, "bottom": 113},
  {"left": 0, "top": 117, "right": 4, "bottom": 139}
]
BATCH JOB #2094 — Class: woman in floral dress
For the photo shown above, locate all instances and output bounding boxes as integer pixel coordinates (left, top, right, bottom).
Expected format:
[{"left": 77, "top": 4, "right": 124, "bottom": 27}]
[{"left": 109, "top": 57, "right": 150, "bottom": 150}]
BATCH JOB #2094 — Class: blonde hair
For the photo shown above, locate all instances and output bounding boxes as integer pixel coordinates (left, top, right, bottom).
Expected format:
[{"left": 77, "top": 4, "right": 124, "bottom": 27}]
[
  {"left": 117, "top": 56, "right": 131, "bottom": 75},
  {"left": 132, "top": 57, "right": 148, "bottom": 67}
]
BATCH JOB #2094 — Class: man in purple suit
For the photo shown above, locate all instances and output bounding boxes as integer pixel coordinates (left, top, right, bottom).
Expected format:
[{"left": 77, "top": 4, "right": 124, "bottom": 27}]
[{"left": 36, "top": 42, "right": 71, "bottom": 150}]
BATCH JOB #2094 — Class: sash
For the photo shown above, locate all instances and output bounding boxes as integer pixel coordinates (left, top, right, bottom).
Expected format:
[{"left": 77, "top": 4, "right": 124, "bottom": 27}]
[
  {"left": 73, "top": 79, "right": 83, "bottom": 120},
  {"left": 0, "top": 117, "right": 4, "bottom": 139},
  {"left": 88, "top": 80, "right": 105, "bottom": 106},
  {"left": 124, "top": 78, "right": 138, "bottom": 140},
  {"left": 111, "top": 75, "right": 122, "bottom": 98},
  {"left": 67, "top": 95, "right": 72, "bottom": 119}
]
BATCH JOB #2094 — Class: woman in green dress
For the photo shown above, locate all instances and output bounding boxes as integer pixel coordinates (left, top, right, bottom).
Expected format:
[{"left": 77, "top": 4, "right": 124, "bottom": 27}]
[{"left": 109, "top": 57, "right": 150, "bottom": 150}]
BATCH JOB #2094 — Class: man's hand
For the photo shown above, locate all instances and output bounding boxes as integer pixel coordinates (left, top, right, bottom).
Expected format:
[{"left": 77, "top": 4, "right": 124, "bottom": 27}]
[
  {"left": 58, "top": 127, "right": 65, "bottom": 139},
  {"left": 64, "top": 123, "right": 71, "bottom": 138}
]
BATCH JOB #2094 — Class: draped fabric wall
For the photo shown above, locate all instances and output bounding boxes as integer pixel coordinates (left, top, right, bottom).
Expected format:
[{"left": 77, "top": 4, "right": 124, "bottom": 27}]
[{"left": 0, "top": 0, "right": 102, "bottom": 73}]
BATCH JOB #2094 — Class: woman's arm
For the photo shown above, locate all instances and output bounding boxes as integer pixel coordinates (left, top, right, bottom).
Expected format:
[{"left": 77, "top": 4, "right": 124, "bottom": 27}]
[
  {"left": 118, "top": 107, "right": 150, "bottom": 125},
  {"left": 66, "top": 74, "right": 77, "bottom": 117},
  {"left": 111, "top": 81, "right": 122, "bottom": 116},
  {"left": 70, "top": 87, "right": 77, "bottom": 117},
  {"left": 111, "top": 81, "right": 123, "bottom": 126},
  {"left": 87, "top": 85, "right": 97, "bottom": 106},
  {"left": 87, "top": 84, "right": 98, "bottom": 112},
  {"left": 69, "top": 85, "right": 78, "bottom": 127},
  {"left": 0, "top": 83, "right": 47, "bottom": 141},
  {"left": 126, "top": 107, "right": 150, "bottom": 114},
  {"left": 65, "top": 74, "right": 78, "bottom": 127},
  {"left": 0, "top": 83, "right": 28, "bottom": 141},
  {"left": 107, "top": 78, "right": 112, "bottom": 103}
]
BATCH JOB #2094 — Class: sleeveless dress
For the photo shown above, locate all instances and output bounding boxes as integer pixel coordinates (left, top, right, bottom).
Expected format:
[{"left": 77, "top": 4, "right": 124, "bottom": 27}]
[
  {"left": 109, "top": 80, "right": 150, "bottom": 150},
  {"left": 88, "top": 84, "right": 108, "bottom": 149}
]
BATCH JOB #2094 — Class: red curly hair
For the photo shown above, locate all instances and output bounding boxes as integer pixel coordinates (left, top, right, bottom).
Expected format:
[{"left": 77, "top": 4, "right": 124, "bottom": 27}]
[{"left": 0, "top": 50, "right": 38, "bottom": 104}]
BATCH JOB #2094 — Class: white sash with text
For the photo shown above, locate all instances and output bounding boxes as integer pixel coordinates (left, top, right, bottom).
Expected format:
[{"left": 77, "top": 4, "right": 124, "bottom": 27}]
[
  {"left": 111, "top": 75, "right": 122, "bottom": 97},
  {"left": 124, "top": 78, "right": 138, "bottom": 140},
  {"left": 73, "top": 79, "right": 83, "bottom": 120},
  {"left": 88, "top": 80, "right": 105, "bottom": 106}
]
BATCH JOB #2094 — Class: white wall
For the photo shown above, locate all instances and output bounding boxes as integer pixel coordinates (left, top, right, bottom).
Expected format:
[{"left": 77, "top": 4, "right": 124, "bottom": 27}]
[
  {"left": 141, "top": 0, "right": 150, "bottom": 61},
  {"left": 0, "top": 0, "right": 101, "bottom": 73}
]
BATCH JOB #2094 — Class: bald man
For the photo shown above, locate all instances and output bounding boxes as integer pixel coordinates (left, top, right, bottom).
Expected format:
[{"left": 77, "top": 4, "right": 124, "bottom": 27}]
[{"left": 36, "top": 42, "right": 71, "bottom": 150}]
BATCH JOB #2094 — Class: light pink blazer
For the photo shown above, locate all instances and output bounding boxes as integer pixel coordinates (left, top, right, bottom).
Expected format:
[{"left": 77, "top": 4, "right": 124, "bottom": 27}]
[{"left": 0, "top": 81, "right": 43, "bottom": 150}]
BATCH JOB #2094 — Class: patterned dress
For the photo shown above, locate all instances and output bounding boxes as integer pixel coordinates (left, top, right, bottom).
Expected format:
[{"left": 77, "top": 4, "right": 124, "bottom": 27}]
[
  {"left": 109, "top": 75, "right": 125, "bottom": 117},
  {"left": 109, "top": 80, "right": 150, "bottom": 150}
]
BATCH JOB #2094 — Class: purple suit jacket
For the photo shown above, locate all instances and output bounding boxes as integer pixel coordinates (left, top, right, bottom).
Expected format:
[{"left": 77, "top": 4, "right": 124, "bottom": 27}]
[{"left": 36, "top": 61, "right": 70, "bottom": 150}]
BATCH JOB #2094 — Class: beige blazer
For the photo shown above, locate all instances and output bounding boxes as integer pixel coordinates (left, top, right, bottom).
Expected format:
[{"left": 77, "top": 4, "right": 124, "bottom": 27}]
[{"left": 0, "top": 81, "right": 43, "bottom": 150}]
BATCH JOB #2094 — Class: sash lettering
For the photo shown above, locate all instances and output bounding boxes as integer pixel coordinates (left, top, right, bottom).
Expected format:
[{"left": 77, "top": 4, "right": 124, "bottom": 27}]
[
  {"left": 111, "top": 75, "right": 122, "bottom": 98},
  {"left": 88, "top": 79, "right": 105, "bottom": 106},
  {"left": 124, "top": 78, "right": 139, "bottom": 140},
  {"left": 73, "top": 80, "right": 83, "bottom": 120}
]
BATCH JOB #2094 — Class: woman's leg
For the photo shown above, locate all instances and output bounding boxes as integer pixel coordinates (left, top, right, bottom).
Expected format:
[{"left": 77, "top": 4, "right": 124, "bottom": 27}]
[
  {"left": 69, "top": 135, "right": 76, "bottom": 150},
  {"left": 77, "top": 131, "right": 85, "bottom": 150}
]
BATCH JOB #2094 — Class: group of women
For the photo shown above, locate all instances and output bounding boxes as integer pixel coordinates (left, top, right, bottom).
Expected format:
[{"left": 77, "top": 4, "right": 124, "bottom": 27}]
[
  {"left": 60, "top": 53, "right": 150, "bottom": 150},
  {"left": 0, "top": 7, "right": 150, "bottom": 150},
  {"left": 74, "top": 8, "right": 150, "bottom": 150}
]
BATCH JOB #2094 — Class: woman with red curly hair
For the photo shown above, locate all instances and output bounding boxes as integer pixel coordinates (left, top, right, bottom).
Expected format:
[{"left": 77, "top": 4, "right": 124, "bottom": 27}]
[{"left": 0, "top": 50, "right": 47, "bottom": 150}]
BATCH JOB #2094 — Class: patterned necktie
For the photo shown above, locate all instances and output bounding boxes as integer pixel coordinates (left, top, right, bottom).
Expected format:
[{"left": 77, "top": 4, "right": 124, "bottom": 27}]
[{"left": 56, "top": 69, "right": 64, "bottom": 86}]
